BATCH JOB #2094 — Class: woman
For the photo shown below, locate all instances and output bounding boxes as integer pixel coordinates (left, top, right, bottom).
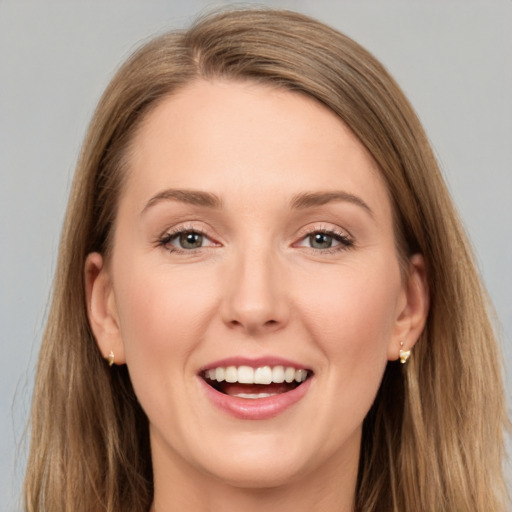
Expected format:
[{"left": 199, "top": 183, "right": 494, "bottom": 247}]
[{"left": 23, "top": 8, "right": 508, "bottom": 512}]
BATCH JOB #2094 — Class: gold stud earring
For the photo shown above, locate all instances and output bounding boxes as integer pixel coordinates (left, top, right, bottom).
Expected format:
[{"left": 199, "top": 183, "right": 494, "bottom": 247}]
[
  {"left": 107, "top": 350, "right": 115, "bottom": 366},
  {"left": 399, "top": 341, "right": 411, "bottom": 364}
]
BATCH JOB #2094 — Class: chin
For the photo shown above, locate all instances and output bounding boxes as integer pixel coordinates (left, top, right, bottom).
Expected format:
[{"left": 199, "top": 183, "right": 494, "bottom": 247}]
[
  {"left": 204, "top": 456, "right": 306, "bottom": 490},
  {"left": 182, "top": 428, "right": 312, "bottom": 488}
]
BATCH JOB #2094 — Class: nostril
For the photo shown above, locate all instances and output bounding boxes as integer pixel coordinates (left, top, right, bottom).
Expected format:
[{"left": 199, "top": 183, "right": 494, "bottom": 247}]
[
  {"left": 227, "top": 318, "right": 281, "bottom": 333},
  {"left": 262, "top": 319, "right": 284, "bottom": 333}
]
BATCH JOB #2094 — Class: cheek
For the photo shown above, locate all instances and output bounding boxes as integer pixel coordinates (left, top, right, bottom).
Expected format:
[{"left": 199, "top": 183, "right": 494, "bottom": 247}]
[
  {"left": 301, "top": 264, "right": 399, "bottom": 349},
  {"left": 112, "top": 257, "right": 217, "bottom": 390},
  {"left": 115, "top": 251, "right": 215, "bottom": 333},
  {"left": 296, "top": 257, "right": 401, "bottom": 411},
  {"left": 294, "top": 261, "right": 401, "bottom": 445}
]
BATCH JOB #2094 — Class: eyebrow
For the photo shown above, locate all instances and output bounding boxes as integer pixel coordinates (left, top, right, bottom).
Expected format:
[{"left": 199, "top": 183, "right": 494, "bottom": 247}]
[
  {"left": 141, "top": 188, "right": 373, "bottom": 217},
  {"left": 141, "top": 188, "right": 223, "bottom": 215},
  {"left": 290, "top": 191, "right": 374, "bottom": 217}
]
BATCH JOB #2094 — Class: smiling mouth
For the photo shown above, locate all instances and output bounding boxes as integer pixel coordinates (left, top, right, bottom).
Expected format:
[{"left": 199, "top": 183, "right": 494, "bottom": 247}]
[{"left": 202, "top": 365, "right": 312, "bottom": 399}]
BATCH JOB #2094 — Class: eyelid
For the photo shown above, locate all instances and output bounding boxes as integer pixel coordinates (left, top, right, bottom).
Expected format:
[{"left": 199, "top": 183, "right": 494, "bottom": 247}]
[
  {"left": 293, "top": 224, "right": 355, "bottom": 252},
  {"left": 295, "top": 223, "right": 353, "bottom": 241},
  {"left": 156, "top": 222, "right": 221, "bottom": 252}
]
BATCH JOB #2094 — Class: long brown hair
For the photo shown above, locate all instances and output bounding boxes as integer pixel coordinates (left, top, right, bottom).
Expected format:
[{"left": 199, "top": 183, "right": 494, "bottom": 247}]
[{"left": 24, "top": 8, "right": 508, "bottom": 511}]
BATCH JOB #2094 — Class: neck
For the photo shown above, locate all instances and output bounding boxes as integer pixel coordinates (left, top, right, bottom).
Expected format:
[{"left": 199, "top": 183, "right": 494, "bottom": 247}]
[
  {"left": 151, "top": 483, "right": 355, "bottom": 512},
  {"left": 149, "top": 434, "right": 359, "bottom": 512}
]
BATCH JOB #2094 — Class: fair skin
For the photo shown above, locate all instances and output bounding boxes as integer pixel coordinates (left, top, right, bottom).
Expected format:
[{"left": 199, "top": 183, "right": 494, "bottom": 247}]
[{"left": 86, "top": 80, "right": 428, "bottom": 512}]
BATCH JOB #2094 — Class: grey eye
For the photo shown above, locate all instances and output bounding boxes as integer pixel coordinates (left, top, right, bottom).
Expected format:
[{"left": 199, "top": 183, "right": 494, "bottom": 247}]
[
  {"left": 178, "top": 232, "right": 204, "bottom": 249},
  {"left": 309, "top": 232, "right": 334, "bottom": 249}
]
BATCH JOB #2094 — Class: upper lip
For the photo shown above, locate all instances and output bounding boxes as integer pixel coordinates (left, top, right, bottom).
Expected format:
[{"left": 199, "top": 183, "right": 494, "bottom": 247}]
[{"left": 199, "top": 356, "right": 312, "bottom": 373}]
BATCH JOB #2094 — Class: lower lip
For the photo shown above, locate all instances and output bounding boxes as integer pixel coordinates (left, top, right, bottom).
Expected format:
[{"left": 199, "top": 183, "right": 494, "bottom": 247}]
[{"left": 199, "top": 377, "right": 312, "bottom": 420}]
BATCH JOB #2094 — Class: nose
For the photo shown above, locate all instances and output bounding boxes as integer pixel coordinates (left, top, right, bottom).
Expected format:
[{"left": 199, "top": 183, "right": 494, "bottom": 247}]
[{"left": 220, "top": 247, "right": 289, "bottom": 336}]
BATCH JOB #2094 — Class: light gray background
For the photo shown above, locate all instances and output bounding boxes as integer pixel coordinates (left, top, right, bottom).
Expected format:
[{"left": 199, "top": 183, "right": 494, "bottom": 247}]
[{"left": 1, "top": 1, "right": 511, "bottom": 510}]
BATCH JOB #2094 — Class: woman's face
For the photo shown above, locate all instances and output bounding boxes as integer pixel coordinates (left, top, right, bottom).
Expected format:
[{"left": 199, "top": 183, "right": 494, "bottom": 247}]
[{"left": 87, "top": 80, "right": 426, "bottom": 492}]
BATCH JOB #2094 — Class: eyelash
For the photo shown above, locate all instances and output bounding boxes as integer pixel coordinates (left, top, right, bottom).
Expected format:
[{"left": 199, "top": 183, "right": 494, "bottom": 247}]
[
  {"left": 296, "top": 228, "right": 354, "bottom": 254},
  {"left": 156, "top": 225, "right": 216, "bottom": 254},
  {"left": 156, "top": 226, "right": 354, "bottom": 255}
]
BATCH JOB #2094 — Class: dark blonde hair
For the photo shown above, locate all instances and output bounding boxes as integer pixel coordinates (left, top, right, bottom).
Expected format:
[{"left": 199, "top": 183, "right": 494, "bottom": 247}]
[{"left": 24, "top": 8, "right": 508, "bottom": 512}]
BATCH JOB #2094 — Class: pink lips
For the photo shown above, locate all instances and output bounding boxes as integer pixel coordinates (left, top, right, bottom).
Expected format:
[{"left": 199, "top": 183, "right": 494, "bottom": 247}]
[{"left": 198, "top": 357, "right": 313, "bottom": 420}]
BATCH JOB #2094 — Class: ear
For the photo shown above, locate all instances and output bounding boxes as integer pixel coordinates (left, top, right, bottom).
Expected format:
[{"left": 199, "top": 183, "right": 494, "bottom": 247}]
[
  {"left": 387, "top": 253, "right": 429, "bottom": 361},
  {"left": 84, "top": 252, "right": 126, "bottom": 365}
]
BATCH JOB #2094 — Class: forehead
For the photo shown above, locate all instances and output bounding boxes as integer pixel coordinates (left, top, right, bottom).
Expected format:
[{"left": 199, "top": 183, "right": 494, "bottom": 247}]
[{"left": 122, "top": 79, "right": 391, "bottom": 220}]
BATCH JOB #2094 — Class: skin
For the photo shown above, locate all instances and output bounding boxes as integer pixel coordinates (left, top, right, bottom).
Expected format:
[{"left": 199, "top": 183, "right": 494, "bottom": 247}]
[{"left": 86, "top": 80, "right": 428, "bottom": 512}]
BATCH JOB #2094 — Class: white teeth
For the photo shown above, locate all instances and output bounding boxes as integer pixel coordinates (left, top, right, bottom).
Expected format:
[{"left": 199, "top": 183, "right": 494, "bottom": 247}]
[
  {"left": 206, "top": 365, "right": 309, "bottom": 384},
  {"left": 225, "top": 366, "right": 237, "bottom": 383},
  {"left": 254, "top": 366, "right": 272, "bottom": 385},
  {"left": 272, "top": 366, "right": 285, "bottom": 383},
  {"left": 237, "top": 365, "right": 254, "bottom": 384},
  {"left": 215, "top": 367, "right": 225, "bottom": 382},
  {"left": 233, "top": 392, "right": 277, "bottom": 399},
  {"left": 295, "top": 369, "right": 307, "bottom": 383},
  {"left": 284, "top": 367, "right": 296, "bottom": 383}
]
